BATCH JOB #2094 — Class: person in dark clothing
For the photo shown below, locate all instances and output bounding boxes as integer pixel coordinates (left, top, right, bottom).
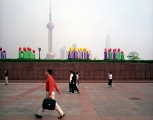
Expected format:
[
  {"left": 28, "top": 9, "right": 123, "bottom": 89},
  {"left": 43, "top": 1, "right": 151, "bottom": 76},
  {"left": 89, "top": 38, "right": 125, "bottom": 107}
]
[
  {"left": 69, "top": 71, "right": 73, "bottom": 92},
  {"left": 108, "top": 72, "right": 112, "bottom": 88},
  {"left": 5, "top": 70, "right": 8, "bottom": 85},
  {"left": 71, "top": 72, "right": 75, "bottom": 93},
  {"left": 71, "top": 72, "right": 80, "bottom": 94}
]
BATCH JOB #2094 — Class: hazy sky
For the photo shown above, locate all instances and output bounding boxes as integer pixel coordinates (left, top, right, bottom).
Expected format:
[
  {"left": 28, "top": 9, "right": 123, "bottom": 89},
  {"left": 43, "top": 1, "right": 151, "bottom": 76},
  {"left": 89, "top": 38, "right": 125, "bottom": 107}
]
[{"left": 0, "top": 0, "right": 153, "bottom": 60}]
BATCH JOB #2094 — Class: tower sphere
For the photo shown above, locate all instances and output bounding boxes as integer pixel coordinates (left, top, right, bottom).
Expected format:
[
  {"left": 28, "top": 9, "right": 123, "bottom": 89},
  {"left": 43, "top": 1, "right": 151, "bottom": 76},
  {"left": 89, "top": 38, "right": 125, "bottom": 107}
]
[
  {"left": 47, "top": 22, "right": 54, "bottom": 30},
  {"left": 46, "top": 52, "right": 55, "bottom": 59}
]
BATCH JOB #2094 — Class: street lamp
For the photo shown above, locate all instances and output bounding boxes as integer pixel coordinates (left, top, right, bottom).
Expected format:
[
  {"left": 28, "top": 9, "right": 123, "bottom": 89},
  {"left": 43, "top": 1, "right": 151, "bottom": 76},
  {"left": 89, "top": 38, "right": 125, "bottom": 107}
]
[{"left": 38, "top": 47, "right": 41, "bottom": 59}]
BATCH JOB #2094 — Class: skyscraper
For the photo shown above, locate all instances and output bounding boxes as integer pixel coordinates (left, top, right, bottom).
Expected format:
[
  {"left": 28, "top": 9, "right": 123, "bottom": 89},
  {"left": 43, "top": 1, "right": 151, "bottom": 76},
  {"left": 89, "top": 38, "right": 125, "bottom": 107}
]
[
  {"left": 60, "top": 46, "right": 67, "bottom": 59},
  {"left": 105, "top": 34, "right": 111, "bottom": 50},
  {"left": 46, "top": 2, "right": 55, "bottom": 59},
  {"left": 72, "top": 44, "right": 77, "bottom": 49}
]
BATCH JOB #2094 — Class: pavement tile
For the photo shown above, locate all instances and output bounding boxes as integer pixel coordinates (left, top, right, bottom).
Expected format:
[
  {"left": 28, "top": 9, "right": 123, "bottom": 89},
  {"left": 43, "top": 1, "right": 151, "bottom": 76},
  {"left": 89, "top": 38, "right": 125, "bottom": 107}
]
[{"left": 0, "top": 83, "right": 153, "bottom": 120}]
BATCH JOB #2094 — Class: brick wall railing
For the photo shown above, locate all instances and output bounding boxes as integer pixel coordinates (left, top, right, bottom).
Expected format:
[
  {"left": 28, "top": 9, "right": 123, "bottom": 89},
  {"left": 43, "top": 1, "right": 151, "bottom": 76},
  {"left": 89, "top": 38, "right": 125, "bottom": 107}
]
[{"left": 0, "top": 62, "right": 153, "bottom": 81}]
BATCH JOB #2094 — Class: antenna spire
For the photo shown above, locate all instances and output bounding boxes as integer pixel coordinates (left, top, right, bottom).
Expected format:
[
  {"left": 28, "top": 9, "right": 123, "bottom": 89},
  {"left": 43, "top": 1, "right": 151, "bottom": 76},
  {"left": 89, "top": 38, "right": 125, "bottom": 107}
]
[{"left": 49, "top": 0, "right": 51, "bottom": 22}]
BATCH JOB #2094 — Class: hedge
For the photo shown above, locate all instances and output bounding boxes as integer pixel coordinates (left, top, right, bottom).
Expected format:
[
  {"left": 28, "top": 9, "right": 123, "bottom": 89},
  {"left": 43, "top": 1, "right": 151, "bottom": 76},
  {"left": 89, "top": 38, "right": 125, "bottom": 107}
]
[{"left": 0, "top": 59, "right": 153, "bottom": 63}]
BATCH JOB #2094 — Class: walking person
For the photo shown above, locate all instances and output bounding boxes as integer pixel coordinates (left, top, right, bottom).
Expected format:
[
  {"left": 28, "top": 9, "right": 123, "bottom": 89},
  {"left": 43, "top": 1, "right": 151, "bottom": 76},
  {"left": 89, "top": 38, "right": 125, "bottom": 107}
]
[
  {"left": 108, "top": 72, "right": 112, "bottom": 88},
  {"left": 35, "top": 69, "right": 65, "bottom": 119},
  {"left": 69, "top": 71, "right": 73, "bottom": 92},
  {"left": 70, "top": 72, "right": 75, "bottom": 94},
  {"left": 75, "top": 72, "right": 80, "bottom": 93},
  {"left": 5, "top": 70, "right": 8, "bottom": 85},
  {"left": 71, "top": 72, "right": 80, "bottom": 94}
]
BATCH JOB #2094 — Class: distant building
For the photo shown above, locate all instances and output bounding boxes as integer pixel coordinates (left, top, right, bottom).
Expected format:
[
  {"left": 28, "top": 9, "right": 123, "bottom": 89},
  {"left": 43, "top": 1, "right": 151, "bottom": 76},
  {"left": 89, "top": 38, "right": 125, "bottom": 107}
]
[
  {"left": 89, "top": 51, "right": 92, "bottom": 59},
  {"left": 105, "top": 34, "right": 111, "bottom": 50},
  {"left": 127, "top": 51, "right": 140, "bottom": 60},
  {"left": 60, "top": 46, "right": 67, "bottom": 59},
  {"left": 72, "top": 44, "right": 77, "bottom": 49}
]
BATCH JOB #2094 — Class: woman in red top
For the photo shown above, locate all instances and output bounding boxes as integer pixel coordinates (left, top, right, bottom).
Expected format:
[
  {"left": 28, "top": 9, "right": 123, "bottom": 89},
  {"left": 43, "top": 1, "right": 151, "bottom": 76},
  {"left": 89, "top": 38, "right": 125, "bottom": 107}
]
[{"left": 35, "top": 69, "right": 65, "bottom": 119}]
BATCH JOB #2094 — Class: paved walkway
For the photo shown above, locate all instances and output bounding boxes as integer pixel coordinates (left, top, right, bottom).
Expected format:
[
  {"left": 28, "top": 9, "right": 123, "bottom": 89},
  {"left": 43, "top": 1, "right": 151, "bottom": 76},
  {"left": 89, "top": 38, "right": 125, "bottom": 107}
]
[{"left": 0, "top": 83, "right": 153, "bottom": 120}]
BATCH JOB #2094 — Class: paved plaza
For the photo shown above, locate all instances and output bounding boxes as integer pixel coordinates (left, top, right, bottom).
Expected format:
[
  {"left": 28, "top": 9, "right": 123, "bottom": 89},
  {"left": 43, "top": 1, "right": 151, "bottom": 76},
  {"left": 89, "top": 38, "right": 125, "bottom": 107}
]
[{"left": 0, "top": 83, "right": 153, "bottom": 120}]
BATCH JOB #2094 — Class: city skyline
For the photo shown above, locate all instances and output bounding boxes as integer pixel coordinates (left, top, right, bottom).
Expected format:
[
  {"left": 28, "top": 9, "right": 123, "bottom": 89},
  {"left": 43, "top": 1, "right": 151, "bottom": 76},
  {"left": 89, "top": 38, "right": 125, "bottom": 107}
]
[{"left": 0, "top": 0, "right": 153, "bottom": 60}]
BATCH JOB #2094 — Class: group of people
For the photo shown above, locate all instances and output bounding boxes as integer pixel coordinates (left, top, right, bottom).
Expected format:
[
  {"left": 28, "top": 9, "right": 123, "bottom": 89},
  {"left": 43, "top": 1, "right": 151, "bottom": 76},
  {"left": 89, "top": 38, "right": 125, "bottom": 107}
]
[
  {"left": 69, "top": 71, "right": 80, "bottom": 94},
  {"left": 3, "top": 69, "right": 112, "bottom": 119},
  {"left": 34, "top": 70, "right": 112, "bottom": 119},
  {"left": 3, "top": 69, "right": 112, "bottom": 89}
]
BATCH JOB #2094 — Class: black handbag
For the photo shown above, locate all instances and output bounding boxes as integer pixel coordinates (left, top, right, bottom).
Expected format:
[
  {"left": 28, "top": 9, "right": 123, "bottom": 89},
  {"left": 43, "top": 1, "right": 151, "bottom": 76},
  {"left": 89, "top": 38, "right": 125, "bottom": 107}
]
[{"left": 42, "top": 98, "right": 56, "bottom": 110}]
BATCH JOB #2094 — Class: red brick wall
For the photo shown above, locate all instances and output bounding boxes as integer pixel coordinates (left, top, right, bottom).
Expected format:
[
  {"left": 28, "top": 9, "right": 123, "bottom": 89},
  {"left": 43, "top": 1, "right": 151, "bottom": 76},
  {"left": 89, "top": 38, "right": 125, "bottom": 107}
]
[{"left": 0, "top": 62, "right": 153, "bottom": 81}]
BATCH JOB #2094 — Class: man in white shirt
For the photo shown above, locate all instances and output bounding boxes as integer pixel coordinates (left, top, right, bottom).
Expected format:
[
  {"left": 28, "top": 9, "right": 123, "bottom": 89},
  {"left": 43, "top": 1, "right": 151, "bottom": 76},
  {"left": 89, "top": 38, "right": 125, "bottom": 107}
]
[
  {"left": 108, "top": 72, "right": 112, "bottom": 88},
  {"left": 69, "top": 71, "right": 73, "bottom": 92}
]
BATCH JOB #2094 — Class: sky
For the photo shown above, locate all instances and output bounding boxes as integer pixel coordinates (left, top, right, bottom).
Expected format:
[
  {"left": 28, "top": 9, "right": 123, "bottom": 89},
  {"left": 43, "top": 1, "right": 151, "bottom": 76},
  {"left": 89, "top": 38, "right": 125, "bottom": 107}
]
[{"left": 0, "top": 0, "right": 153, "bottom": 60}]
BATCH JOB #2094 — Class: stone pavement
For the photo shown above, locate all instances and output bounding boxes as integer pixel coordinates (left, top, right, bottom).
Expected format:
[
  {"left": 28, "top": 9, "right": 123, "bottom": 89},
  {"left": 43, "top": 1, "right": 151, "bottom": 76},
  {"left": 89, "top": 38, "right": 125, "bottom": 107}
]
[{"left": 0, "top": 83, "right": 153, "bottom": 120}]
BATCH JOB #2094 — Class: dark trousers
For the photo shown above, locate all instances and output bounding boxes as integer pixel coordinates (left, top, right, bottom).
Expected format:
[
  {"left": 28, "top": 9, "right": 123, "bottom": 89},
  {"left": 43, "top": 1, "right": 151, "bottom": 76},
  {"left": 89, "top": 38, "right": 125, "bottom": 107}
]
[
  {"left": 70, "top": 83, "right": 74, "bottom": 93},
  {"left": 69, "top": 82, "right": 72, "bottom": 92},
  {"left": 108, "top": 79, "right": 112, "bottom": 86}
]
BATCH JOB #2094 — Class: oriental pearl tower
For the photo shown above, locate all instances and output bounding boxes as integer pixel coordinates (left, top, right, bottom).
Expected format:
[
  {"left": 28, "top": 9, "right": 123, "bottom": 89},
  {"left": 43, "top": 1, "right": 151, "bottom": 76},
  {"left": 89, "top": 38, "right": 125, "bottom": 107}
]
[{"left": 46, "top": 2, "right": 55, "bottom": 59}]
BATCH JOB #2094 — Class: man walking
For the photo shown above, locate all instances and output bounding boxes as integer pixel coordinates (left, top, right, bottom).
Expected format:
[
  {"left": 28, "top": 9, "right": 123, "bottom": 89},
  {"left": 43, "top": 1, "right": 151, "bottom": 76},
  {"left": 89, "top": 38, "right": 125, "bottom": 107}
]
[
  {"left": 75, "top": 72, "right": 80, "bottom": 93},
  {"left": 5, "top": 70, "right": 8, "bottom": 85},
  {"left": 71, "top": 72, "right": 80, "bottom": 94},
  {"left": 108, "top": 72, "right": 112, "bottom": 88},
  {"left": 35, "top": 69, "right": 65, "bottom": 119},
  {"left": 76, "top": 72, "right": 79, "bottom": 86},
  {"left": 69, "top": 71, "right": 73, "bottom": 92}
]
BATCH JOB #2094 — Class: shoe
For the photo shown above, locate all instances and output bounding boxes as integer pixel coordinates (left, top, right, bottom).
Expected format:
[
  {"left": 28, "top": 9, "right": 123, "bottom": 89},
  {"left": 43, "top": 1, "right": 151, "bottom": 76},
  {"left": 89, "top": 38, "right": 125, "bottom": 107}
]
[
  {"left": 77, "top": 91, "right": 80, "bottom": 94},
  {"left": 58, "top": 113, "right": 65, "bottom": 119},
  {"left": 35, "top": 114, "right": 42, "bottom": 118},
  {"left": 68, "top": 91, "right": 71, "bottom": 92}
]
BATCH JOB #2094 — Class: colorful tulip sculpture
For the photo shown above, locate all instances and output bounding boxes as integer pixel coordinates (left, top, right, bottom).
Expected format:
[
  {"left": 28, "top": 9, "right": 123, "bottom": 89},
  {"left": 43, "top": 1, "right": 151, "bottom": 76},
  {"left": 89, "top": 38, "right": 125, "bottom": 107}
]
[
  {"left": 0, "top": 47, "right": 7, "bottom": 59},
  {"left": 68, "top": 47, "right": 90, "bottom": 59},
  {"left": 18, "top": 47, "right": 36, "bottom": 59},
  {"left": 104, "top": 48, "right": 124, "bottom": 60}
]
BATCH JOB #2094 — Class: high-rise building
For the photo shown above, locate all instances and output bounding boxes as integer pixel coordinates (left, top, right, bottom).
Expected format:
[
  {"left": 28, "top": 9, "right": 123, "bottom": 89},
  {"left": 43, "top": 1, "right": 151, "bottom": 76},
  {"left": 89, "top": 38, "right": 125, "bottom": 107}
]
[
  {"left": 46, "top": 2, "right": 55, "bottom": 59},
  {"left": 89, "top": 50, "right": 92, "bottom": 59},
  {"left": 105, "top": 34, "right": 111, "bottom": 50},
  {"left": 72, "top": 44, "right": 77, "bottom": 49},
  {"left": 60, "top": 46, "right": 67, "bottom": 59}
]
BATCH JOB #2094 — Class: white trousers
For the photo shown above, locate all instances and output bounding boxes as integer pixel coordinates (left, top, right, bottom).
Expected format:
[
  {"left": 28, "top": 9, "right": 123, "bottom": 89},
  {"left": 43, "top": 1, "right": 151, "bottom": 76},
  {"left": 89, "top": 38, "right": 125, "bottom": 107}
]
[
  {"left": 5, "top": 77, "right": 8, "bottom": 84},
  {"left": 76, "top": 82, "right": 79, "bottom": 87},
  {"left": 38, "top": 91, "right": 64, "bottom": 116}
]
